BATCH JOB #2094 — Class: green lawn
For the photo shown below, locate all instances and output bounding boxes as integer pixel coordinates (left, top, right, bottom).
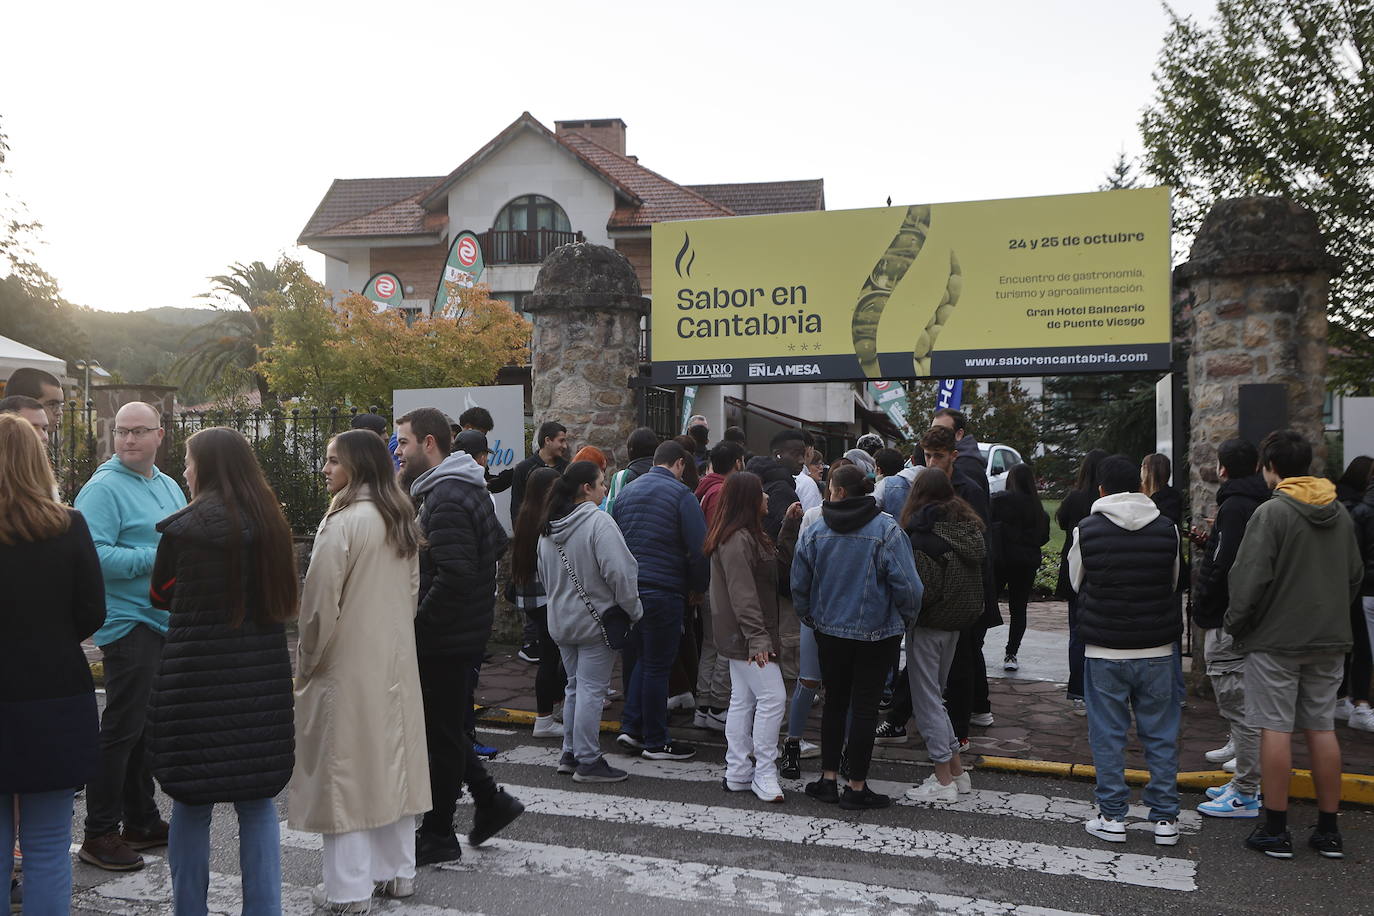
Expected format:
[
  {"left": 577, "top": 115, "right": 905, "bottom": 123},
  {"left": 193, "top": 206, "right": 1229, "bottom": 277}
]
[{"left": 1042, "top": 498, "right": 1064, "bottom": 555}]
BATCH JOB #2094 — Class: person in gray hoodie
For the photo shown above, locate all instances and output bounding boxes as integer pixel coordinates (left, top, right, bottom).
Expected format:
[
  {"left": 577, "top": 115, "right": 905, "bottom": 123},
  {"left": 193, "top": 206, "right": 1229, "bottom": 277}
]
[{"left": 538, "top": 461, "right": 644, "bottom": 784}]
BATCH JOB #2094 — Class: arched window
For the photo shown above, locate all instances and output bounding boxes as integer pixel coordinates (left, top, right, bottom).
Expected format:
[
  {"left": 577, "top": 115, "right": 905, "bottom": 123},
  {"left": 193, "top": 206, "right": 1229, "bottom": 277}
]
[{"left": 494, "top": 195, "right": 571, "bottom": 233}]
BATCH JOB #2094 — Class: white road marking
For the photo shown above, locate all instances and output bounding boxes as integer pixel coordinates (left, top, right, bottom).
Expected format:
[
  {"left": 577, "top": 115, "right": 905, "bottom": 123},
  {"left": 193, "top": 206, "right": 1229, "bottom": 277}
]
[
  {"left": 488, "top": 744, "right": 1202, "bottom": 834},
  {"left": 473, "top": 726, "right": 515, "bottom": 736},
  {"left": 446, "top": 836, "right": 1097, "bottom": 916},
  {"left": 70, "top": 858, "right": 480, "bottom": 916},
  {"left": 434, "top": 782, "right": 1198, "bottom": 891}
]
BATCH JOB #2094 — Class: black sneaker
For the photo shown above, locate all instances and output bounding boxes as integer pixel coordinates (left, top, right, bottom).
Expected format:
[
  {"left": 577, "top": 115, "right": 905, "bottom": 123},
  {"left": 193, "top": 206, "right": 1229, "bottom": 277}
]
[
  {"left": 642, "top": 739, "right": 696, "bottom": 761},
  {"left": 1308, "top": 827, "right": 1344, "bottom": 859},
  {"left": 1245, "top": 824, "right": 1294, "bottom": 859},
  {"left": 805, "top": 777, "right": 839, "bottom": 804},
  {"left": 839, "top": 785, "right": 892, "bottom": 811},
  {"left": 556, "top": 751, "right": 577, "bottom": 775},
  {"left": 874, "top": 721, "right": 908, "bottom": 745},
  {"left": 415, "top": 829, "right": 462, "bottom": 866},
  {"left": 517, "top": 643, "right": 540, "bottom": 664},
  {"left": 469, "top": 788, "right": 524, "bottom": 847},
  {"left": 615, "top": 733, "right": 644, "bottom": 752},
  {"left": 573, "top": 756, "right": 629, "bottom": 783},
  {"left": 779, "top": 741, "right": 801, "bottom": 780}
]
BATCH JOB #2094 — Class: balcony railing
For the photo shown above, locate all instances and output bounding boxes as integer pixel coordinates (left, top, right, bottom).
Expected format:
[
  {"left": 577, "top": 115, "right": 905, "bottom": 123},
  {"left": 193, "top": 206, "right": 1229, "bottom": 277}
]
[{"left": 480, "top": 228, "right": 584, "bottom": 265}]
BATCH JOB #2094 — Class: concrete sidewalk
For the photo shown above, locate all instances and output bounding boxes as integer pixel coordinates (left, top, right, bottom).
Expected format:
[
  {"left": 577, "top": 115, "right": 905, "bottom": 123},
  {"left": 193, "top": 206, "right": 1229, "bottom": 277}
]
[{"left": 470, "top": 599, "right": 1374, "bottom": 800}]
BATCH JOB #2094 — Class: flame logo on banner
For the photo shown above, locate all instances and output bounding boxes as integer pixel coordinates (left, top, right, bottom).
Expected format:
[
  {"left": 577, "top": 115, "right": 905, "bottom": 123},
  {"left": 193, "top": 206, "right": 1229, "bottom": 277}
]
[{"left": 674, "top": 233, "right": 696, "bottom": 278}]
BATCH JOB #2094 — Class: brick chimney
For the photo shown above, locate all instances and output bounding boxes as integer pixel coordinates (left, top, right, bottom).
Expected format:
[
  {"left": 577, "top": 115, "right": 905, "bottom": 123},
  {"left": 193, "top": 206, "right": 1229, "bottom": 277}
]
[{"left": 555, "top": 118, "right": 627, "bottom": 156}]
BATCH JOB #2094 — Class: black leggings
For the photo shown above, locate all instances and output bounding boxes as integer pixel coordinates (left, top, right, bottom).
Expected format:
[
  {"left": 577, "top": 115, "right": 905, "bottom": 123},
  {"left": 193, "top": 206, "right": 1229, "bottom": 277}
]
[
  {"left": 944, "top": 625, "right": 989, "bottom": 741},
  {"left": 528, "top": 606, "right": 567, "bottom": 715},
  {"left": 997, "top": 561, "right": 1037, "bottom": 656},
  {"left": 815, "top": 632, "right": 902, "bottom": 783}
]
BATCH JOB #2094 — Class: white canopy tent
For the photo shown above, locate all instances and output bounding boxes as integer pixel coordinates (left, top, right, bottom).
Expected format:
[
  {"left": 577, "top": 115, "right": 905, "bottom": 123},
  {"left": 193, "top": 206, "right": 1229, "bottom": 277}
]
[{"left": 0, "top": 334, "right": 66, "bottom": 384}]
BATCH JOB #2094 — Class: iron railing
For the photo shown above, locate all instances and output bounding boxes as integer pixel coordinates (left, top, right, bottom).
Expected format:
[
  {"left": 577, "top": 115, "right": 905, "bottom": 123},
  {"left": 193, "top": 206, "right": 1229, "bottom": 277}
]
[
  {"left": 58, "top": 402, "right": 389, "bottom": 534},
  {"left": 480, "top": 228, "right": 583, "bottom": 265}
]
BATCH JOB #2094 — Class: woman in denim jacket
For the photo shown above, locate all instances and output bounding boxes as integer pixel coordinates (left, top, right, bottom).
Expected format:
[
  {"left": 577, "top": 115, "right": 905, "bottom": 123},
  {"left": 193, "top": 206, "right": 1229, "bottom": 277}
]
[{"left": 790, "top": 465, "right": 924, "bottom": 811}]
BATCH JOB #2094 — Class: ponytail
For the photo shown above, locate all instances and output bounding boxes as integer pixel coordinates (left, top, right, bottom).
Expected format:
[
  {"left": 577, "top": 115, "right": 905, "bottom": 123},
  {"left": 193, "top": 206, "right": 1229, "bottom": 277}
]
[{"left": 544, "top": 461, "right": 603, "bottom": 530}]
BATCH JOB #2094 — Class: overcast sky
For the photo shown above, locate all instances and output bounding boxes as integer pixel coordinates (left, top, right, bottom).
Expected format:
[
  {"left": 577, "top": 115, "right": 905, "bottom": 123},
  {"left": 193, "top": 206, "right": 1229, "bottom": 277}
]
[{"left": 3, "top": 0, "right": 1217, "bottom": 312}]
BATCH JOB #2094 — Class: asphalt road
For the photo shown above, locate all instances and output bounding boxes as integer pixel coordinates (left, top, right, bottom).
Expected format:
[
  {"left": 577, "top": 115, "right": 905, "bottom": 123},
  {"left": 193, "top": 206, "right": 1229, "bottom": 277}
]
[{"left": 61, "top": 724, "right": 1372, "bottom": 916}]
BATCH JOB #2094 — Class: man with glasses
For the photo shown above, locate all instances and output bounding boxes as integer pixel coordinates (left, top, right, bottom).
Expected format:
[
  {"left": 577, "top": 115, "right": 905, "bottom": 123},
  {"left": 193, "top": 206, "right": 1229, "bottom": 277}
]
[
  {"left": 74, "top": 402, "right": 186, "bottom": 871},
  {"left": 3, "top": 367, "right": 65, "bottom": 434}
]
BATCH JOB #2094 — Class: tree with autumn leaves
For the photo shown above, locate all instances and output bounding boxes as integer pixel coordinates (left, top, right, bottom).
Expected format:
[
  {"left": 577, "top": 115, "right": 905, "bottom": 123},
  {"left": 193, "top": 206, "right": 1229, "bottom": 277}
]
[{"left": 256, "top": 274, "right": 530, "bottom": 407}]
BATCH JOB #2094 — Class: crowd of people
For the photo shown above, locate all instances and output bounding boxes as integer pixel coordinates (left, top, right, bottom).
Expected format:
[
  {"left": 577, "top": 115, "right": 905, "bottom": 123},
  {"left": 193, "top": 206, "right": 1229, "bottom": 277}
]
[{"left": 3, "top": 367, "right": 1374, "bottom": 913}]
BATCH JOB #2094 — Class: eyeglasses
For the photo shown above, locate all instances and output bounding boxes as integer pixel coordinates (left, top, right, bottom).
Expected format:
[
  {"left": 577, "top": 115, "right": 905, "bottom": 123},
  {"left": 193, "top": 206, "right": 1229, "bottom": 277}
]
[{"left": 113, "top": 427, "right": 157, "bottom": 440}]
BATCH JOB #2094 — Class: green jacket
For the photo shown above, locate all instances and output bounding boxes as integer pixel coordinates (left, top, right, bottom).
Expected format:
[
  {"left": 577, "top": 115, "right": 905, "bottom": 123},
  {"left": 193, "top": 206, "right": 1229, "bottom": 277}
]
[{"left": 1224, "top": 490, "right": 1363, "bottom": 656}]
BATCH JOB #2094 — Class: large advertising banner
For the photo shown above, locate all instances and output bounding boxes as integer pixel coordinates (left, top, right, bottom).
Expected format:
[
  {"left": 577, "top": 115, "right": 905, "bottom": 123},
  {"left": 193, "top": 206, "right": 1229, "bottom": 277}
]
[
  {"left": 434, "top": 230, "right": 486, "bottom": 318},
  {"left": 392, "top": 384, "right": 525, "bottom": 533},
  {"left": 650, "top": 187, "right": 1171, "bottom": 384},
  {"left": 362, "top": 271, "right": 404, "bottom": 311}
]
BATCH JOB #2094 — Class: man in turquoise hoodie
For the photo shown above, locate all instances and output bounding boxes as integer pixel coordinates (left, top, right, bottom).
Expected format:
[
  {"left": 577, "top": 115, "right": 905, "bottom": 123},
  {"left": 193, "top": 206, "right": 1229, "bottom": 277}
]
[{"left": 73, "top": 401, "right": 186, "bottom": 872}]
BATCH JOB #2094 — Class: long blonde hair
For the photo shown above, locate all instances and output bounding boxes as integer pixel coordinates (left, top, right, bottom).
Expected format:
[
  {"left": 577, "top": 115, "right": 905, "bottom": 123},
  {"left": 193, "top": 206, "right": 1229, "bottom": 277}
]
[
  {"left": 325, "top": 430, "right": 423, "bottom": 558},
  {"left": 0, "top": 413, "right": 69, "bottom": 544}
]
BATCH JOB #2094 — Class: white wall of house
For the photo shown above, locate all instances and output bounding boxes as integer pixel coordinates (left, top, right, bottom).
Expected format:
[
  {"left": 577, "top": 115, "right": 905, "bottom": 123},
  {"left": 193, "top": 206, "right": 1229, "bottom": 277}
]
[
  {"left": 486, "top": 264, "right": 542, "bottom": 294},
  {"left": 744, "top": 382, "right": 856, "bottom": 425},
  {"left": 443, "top": 129, "right": 615, "bottom": 247},
  {"left": 322, "top": 249, "right": 373, "bottom": 297}
]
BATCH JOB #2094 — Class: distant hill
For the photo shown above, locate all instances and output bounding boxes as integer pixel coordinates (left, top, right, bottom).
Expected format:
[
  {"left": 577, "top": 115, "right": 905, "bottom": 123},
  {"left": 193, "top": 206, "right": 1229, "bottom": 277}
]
[{"left": 73, "top": 306, "right": 223, "bottom": 401}]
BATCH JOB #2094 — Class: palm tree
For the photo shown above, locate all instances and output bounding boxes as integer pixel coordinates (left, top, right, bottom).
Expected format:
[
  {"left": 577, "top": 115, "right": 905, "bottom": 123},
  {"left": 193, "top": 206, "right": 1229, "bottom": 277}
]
[{"left": 172, "top": 260, "right": 287, "bottom": 405}]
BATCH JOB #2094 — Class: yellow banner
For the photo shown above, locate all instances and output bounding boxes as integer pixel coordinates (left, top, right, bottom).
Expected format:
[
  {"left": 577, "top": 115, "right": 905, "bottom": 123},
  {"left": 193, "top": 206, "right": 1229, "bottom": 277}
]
[{"left": 650, "top": 187, "right": 1171, "bottom": 384}]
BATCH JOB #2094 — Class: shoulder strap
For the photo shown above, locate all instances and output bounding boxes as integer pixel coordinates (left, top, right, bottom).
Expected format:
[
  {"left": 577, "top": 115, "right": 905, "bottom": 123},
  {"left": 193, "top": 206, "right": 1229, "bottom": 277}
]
[{"left": 554, "top": 539, "right": 610, "bottom": 641}]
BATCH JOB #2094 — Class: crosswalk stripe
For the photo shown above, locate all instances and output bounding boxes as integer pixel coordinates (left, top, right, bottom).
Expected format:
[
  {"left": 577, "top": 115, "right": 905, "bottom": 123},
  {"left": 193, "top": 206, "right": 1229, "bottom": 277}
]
[
  {"left": 69, "top": 850, "right": 479, "bottom": 915},
  {"left": 279, "top": 826, "right": 1089, "bottom": 915},
  {"left": 489, "top": 744, "right": 1202, "bottom": 834},
  {"left": 427, "top": 782, "right": 1198, "bottom": 892},
  {"left": 442, "top": 836, "right": 1096, "bottom": 916}
]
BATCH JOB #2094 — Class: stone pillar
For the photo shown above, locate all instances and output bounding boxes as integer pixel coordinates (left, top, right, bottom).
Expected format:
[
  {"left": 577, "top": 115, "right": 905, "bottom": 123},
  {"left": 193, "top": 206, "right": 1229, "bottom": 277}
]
[
  {"left": 1176, "top": 197, "right": 1335, "bottom": 522},
  {"left": 524, "top": 243, "right": 650, "bottom": 467}
]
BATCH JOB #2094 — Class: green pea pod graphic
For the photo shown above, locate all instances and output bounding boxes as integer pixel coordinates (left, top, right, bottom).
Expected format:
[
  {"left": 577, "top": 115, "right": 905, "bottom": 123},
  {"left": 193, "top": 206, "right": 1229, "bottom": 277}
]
[
  {"left": 913, "top": 250, "right": 962, "bottom": 377},
  {"left": 850, "top": 205, "right": 930, "bottom": 377}
]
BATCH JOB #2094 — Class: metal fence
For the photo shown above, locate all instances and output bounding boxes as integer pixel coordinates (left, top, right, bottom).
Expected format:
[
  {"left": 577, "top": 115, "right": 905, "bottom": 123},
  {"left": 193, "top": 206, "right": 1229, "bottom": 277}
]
[{"left": 58, "top": 402, "right": 389, "bottom": 534}]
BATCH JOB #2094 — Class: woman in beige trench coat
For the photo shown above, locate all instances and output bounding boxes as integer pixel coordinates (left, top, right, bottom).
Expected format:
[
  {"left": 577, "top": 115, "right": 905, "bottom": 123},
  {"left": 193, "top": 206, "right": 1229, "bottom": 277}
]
[{"left": 289, "top": 430, "right": 430, "bottom": 913}]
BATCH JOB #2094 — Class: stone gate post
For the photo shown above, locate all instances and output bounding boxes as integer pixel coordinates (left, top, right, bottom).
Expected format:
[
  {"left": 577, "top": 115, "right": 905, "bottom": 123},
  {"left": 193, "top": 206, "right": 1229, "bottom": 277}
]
[
  {"left": 524, "top": 243, "right": 651, "bottom": 467},
  {"left": 1176, "top": 197, "right": 1336, "bottom": 522}
]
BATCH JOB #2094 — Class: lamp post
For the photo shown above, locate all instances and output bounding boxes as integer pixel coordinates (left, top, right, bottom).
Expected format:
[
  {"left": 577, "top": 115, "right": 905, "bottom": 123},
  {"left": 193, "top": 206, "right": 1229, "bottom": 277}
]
[{"left": 73, "top": 359, "right": 101, "bottom": 402}]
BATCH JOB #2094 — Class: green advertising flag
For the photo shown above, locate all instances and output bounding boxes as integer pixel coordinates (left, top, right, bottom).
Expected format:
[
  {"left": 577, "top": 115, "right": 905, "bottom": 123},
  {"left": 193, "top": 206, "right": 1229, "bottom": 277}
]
[
  {"left": 362, "top": 271, "right": 404, "bottom": 311},
  {"left": 867, "top": 380, "right": 918, "bottom": 441},
  {"left": 435, "top": 230, "right": 486, "bottom": 318}
]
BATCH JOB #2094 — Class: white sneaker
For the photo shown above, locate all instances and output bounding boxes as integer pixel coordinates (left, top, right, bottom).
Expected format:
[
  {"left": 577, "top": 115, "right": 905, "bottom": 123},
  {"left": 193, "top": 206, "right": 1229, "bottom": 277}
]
[
  {"left": 1153, "top": 820, "right": 1180, "bottom": 846},
  {"left": 373, "top": 877, "right": 414, "bottom": 898},
  {"left": 953, "top": 770, "right": 972, "bottom": 795},
  {"left": 312, "top": 885, "right": 371, "bottom": 914},
  {"left": 1335, "top": 697, "right": 1354, "bottom": 721},
  {"left": 970, "top": 712, "right": 995, "bottom": 727},
  {"left": 751, "top": 775, "right": 785, "bottom": 803},
  {"left": 905, "top": 774, "right": 958, "bottom": 804},
  {"left": 1349, "top": 704, "right": 1374, "bottom": 732},
  {"left": 532, "top": 715, "right": 564, "bottom": 738},
  {"left": 1204, "top": 738, "right": 1235, "bottom": 763},
  {"left": 797, "top": 739, "right": 821, "bottom": 759},
  {"left": 1071, "top": 698, "right": 1087, "bottom": 717},
  {"left": 667, "top": 692, "right": 697, "bottom": 712},
  {"left": 1222, "top": 757, "right": 1237, "bottom": 773},
  {"left": 693, "top": 709, "right": 727, "bottom": 732},
  {"left": 1085, "top": 814, "right": 1127, "bottom": 843}
]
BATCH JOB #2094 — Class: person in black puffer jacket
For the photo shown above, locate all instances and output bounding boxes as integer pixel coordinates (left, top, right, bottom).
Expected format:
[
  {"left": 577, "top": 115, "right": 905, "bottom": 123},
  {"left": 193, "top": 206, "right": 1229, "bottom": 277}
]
[
  {"left": 1056, "top": 448, "right": 1108, "bottom": 705},
  {"left": 396, "top": 408, "right": 522, "bottom": 865},
  {"left": 146, "top": 427, "right": 297, "bottom": 915},
  {"left": 0, "top": 415, "right": 106, "bottom": 915},
  {"left": 746, "top": 429, "right": 806, "bottom": 540},
  {"left": 991, "top": 463, "right": 1050, "bottom": 670},
  {"left": 1334, "top": 455, "right": 1374, "bottom": 728}
]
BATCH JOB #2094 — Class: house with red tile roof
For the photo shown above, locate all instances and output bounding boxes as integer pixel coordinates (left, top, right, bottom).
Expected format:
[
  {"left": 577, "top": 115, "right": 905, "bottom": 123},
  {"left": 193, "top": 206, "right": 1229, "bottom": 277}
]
[
  {"left": 298, "top": 112, "right": 823, "bottom": 314},
  {"left": 298, "top": 112, "right": 908, "bottom": 449}
]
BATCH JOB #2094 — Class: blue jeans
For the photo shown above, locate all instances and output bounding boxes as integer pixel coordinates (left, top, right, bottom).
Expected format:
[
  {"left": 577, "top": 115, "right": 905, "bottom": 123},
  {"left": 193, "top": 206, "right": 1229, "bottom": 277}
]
[
  {"left": 620, "top": 591, "right": 683, "bottom": 748},
  {"left": 787, "top": 622, "right": 822, "bottom": 739},
  {"left": 169, "top": 798, "right": 281, "bottom": 916},
  {"left": 1084, "top": 656, "right": 1181, "bottom": 820},
  {"left": 2, "top": 789, "right": 74, "bottom": 916}
]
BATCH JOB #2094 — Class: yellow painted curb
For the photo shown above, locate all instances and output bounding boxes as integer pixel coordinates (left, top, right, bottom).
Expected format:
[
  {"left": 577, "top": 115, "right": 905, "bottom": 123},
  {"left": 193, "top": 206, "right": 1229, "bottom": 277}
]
[
  {"left": 980, "top": 754, "right": 1374, "bottom": 808},
  {"left": 478, "top": 705, "right": 623, "bottom": 734}
]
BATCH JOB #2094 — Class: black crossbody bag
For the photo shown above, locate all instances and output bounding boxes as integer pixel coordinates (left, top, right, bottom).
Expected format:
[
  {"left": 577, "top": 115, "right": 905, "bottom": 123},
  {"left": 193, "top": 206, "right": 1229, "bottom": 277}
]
[{"left": 554, "top": 540, "right": 633, "bottom": 650}]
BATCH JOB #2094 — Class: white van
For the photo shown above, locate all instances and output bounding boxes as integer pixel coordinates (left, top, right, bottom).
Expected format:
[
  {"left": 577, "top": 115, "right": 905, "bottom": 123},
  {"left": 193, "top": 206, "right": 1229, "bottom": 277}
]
[{"left": 977, "top": 443, "right": 1024, "bottom": 494}]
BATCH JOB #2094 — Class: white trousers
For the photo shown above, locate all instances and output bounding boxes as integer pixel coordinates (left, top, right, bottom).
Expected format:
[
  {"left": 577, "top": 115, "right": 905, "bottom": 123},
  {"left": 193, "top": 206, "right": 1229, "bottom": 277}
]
[
  {"left": 322, "top": 815, "right": 417, "bottom": 904},
  {"left": 725, "top": 658, "right": 786, "bottom": 784}
]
